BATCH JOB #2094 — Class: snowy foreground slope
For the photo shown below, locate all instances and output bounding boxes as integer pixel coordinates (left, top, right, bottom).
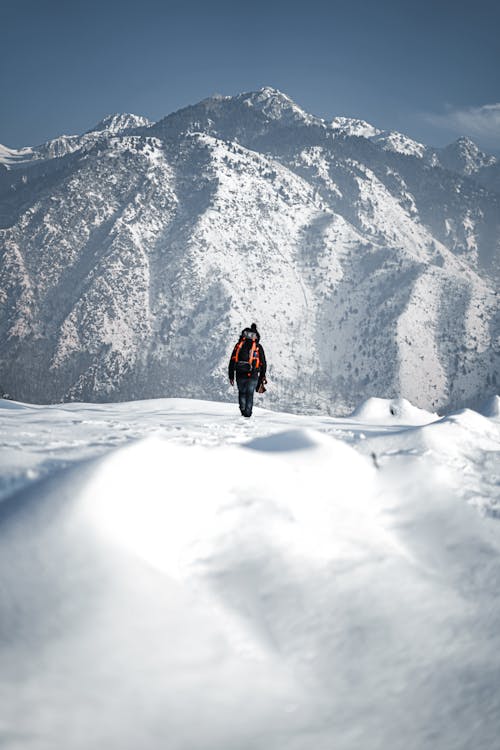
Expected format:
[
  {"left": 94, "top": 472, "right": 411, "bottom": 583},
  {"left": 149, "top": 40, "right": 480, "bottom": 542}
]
[
  {"left": 1, "top": 88, "right": 499, "bottom": 413},
  {"left": 1, "top": 395, "right": 500, "bottom": 750}
]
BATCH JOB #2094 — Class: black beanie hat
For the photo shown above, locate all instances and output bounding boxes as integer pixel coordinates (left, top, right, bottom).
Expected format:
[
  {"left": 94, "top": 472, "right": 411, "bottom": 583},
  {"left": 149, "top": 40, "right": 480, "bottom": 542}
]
[{"left": 241, "top": 322, "right": 260, "bottom": 342}]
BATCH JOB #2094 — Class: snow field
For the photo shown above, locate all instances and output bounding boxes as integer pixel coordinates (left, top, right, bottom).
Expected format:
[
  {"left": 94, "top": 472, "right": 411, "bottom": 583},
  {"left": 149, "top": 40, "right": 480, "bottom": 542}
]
[{"left": 1, "top": 395, "right": 500, "bottom": 748}]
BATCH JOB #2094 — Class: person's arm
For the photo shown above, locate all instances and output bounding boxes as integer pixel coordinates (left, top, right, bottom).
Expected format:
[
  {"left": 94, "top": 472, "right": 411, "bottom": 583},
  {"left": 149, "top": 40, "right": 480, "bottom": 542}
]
[
  {"left": 228, "top": 344, "right": 237, "bottom": 385},
  {"left": 258, "top": 345, "right": 267, "bottom": 384}
]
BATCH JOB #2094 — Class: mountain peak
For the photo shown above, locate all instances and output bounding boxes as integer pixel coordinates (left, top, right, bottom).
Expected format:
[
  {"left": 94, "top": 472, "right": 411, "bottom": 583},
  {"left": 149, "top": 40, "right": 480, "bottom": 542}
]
[
  {"left": 451, "top": 135, "right": 482, "bottom": 155},
  {"left": 152, "top": 86, "right": 323, "bottom": 139},
  {"left": 199, "top": 87, "right": 293, "bottom": 110},
  {"left": 454, "top": 135, "right": 477, "bottom": 147},
  {"left": 252, "top": 85, "right": 291, "bottom": 100},
  {"left": 440, "top": 136, "right": 496, "bottom": 174},
  {"left": 234, "top": 86, "right": 321, "bottom": 127},
  {"left": 88, "top": 113, "right": 152, "bottom": 135}
]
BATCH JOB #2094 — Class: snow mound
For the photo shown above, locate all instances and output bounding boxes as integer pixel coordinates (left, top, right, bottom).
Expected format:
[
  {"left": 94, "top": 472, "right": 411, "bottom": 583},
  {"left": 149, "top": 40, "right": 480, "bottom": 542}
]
[
  {"left": 0, "top": 398, "right": 33, "bottom": 410},
  {"left": 477, "top": 395, "right": 500, "bottom": 418},
  {"left": 445, "top": 406, "right": 498, "bottom": 428},
  {"left": 350, "top": 397, "right": 439, "bottom": 425},
  {"left": 0, "top": 432, "right": 378, "bottom": 750}
]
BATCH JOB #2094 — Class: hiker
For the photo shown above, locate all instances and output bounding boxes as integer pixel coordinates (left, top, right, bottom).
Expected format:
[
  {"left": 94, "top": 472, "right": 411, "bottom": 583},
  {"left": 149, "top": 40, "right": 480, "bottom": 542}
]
[{"left": 228, "top": 323, "right": 267, "bottom": 417}]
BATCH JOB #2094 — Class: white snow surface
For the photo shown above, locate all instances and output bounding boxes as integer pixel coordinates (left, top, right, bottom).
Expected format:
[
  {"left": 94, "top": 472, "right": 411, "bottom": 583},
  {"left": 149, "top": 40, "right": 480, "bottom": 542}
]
[
  {"left": 1, "top": 395, "right": 500, "bottom": 749},
  {"left": 330, "top": 116, "right": 382, "bottom": 138},
  {"left": 0, "top": 143, "right": 35, "bottom": 166}
]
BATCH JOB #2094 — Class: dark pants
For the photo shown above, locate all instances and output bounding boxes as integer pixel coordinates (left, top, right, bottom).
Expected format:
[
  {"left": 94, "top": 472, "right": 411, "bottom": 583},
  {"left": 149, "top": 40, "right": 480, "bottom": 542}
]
[{"left": 237, "top": 375, "right": 259, "bottom": 417}]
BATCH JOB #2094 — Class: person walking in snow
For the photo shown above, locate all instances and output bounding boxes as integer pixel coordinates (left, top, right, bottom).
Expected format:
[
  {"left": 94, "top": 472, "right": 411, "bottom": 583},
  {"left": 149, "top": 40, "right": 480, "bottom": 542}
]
[{"left": 228, "top": 323, "right": 267, "bottom": 418}]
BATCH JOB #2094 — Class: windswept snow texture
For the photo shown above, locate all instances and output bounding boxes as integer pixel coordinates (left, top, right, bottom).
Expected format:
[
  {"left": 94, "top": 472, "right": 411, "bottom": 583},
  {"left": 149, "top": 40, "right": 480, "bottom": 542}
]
[
  {"left": 1, "top": 396, "right": 500, "bottom": 750},
  {"left": 1, "top": 87, "right": 499, "bottom": 413}
]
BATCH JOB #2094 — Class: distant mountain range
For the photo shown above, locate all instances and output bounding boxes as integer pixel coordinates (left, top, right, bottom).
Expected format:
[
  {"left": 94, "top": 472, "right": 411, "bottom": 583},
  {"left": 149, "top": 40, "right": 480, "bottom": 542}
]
[{"left": 1, "top": 87, "right": 499, "bottom": 413}]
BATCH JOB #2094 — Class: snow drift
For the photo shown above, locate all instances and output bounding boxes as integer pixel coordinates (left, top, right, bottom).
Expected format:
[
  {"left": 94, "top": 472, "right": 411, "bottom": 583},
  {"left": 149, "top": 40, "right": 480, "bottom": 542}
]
[{"left": 1, "top": 395, "right": 500, "bottom": 749}]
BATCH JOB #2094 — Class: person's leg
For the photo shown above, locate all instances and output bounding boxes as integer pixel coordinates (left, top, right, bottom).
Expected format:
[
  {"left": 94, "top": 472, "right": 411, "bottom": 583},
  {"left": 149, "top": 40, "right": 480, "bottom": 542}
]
[
  {"left": 237, "top": 378, "right": 246, "bottom": 415},
  {"left": 243, "top": 376, "right": 258, "bottom": 417}
]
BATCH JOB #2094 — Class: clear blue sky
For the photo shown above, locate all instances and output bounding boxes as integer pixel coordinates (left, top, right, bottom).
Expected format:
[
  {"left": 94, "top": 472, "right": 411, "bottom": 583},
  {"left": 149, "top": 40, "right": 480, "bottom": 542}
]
[{"left": 1, "top": 0, "right": 499, "bottom": 151}]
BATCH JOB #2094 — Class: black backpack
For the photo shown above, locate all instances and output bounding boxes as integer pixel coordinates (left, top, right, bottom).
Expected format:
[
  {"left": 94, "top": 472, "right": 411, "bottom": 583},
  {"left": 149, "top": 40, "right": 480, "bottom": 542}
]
[{"left": 233, "top": 338, "right": 261, "bottom": 375}]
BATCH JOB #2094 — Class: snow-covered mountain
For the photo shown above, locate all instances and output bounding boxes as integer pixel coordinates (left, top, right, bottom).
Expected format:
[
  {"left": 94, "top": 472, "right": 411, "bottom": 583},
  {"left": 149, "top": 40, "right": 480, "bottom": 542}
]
[
  {"left": 436, "top": 136, "right": 497, "bottom": 176},
  {"left": 1, "top": 87, "right": 499, "bottom": 412},
  {"left": 0, "top": 113, "right": 152, "bottom": 168}
]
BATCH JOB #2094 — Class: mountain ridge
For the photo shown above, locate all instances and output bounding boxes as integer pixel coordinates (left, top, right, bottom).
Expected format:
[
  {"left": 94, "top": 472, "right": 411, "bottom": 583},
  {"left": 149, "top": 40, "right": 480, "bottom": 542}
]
[{"left": 0, "top": 87, "right": 499, "bottom": 413}]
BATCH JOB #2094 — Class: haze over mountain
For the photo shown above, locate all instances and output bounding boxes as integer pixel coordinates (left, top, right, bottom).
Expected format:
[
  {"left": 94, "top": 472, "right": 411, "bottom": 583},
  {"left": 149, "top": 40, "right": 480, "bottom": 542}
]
[{"left": 1, "top": 87, "right": 499, "bottom": 413}]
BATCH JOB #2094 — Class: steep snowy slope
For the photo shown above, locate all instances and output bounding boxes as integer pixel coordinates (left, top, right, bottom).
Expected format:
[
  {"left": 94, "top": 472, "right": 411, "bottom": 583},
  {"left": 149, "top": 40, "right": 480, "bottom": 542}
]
[{"left": 0, "top": 88, "right": 499, "bottom": 413}]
